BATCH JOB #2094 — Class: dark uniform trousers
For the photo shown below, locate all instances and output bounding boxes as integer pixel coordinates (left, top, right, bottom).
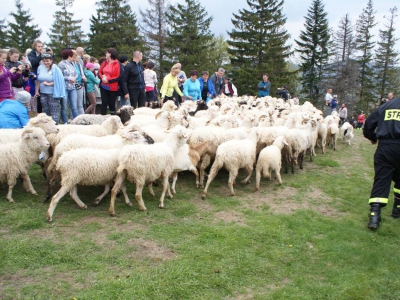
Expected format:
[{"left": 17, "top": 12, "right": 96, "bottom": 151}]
[{"left": 370, "top": 142, "right": 400, "bottom": 206}]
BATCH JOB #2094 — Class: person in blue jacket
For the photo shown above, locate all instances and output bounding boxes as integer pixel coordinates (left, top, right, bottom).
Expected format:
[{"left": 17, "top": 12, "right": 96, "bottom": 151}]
[
  {"left": 258, "top": 74, "right": 271, "bottom": 97},
  {"left": 0, "top": 91, "right": 31, "bottom": 128},
  {"left": 183, "top": 70, "right": 201, "bottom": 101},
  {"left": 198, "top": 71, "right": 215, "bottom": 102}
]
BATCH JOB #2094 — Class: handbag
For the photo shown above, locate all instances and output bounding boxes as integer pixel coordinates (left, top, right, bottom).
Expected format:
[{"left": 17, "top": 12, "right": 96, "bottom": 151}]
[{"left": 75, "top": 83, "right": 83, "bottom": 90}]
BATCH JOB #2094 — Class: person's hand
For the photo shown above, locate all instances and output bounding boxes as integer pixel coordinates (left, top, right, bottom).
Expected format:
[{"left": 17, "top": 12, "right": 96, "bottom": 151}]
[
  {"left": 34, "top": 92, "right": 40, "bottom": 98},
  {"left": 82, "top": 76, "right": 87, "bottom": 82},
  {"left": 43, "top": 81, "right": 51, "bottom": 86},
  {"left": 70, "top": 78, "right": 76, "bottom": 83},
  {"left": 188, "top": 96, "right": 193, "bottom": 100},
  {"left": 17, "top": 65, "right": 24, "bottom": 72},
  {"left": 181, "top": 96, "right": 186, "bottom": 101},
  {"left": 10, "top": 67, "right": 17, "bottom": 73},
  {"left": 124, "top": 94, "right": 129, "bottom": 100},
  {"left": 370, "top": 140, "right": 376, "bottom": 145}
]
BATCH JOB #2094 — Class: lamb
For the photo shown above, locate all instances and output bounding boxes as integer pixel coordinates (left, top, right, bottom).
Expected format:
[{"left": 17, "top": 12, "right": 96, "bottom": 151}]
[
  {"left": 69, "top": 114, "right": 111, "bottom": 125},
  {"left": 0, "top": 128, "right": 49, "bottom": 202},
  {"left": 327, "top": 122, "right": 339, "bottom": 150},
  {"left": 201, "top": 128, "right": 258, "bottom": 199},
  {"left": 256, "top": 136, "right": 288, "bottom": 189},
  {"left": 0, "top": 113, "right": 59, "bottom": 144},
  {"left": 109, "top": 126, "right": 189, "bottom": 216},
  {"left": 341, "top": 122, "right": 354, "bottom": 145},
  {"left": 133, "top": 100, "right": 177, "bottom": 116}
]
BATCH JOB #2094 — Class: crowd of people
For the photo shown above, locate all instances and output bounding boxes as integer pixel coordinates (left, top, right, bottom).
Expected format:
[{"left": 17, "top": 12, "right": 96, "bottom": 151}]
[{"left": 0, "top": 41, "right": 242, "bottom": 128}]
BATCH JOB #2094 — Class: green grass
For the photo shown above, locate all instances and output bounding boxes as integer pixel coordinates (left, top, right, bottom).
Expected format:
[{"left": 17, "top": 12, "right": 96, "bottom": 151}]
[{"left": 1, "top": 131, "right": 399, "bottom": 299}]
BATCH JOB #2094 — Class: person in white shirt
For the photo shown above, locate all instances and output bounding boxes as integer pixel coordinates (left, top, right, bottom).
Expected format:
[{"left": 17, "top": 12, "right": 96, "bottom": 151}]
[
  {"left": 143, "top": 61, "right": 158, "bottom": 106},
  {"left": 325, "top": 88, "right": 333, "bottom": 116},
  {"left": 222, "top": 77, "right": 238, "bottom": 97}
]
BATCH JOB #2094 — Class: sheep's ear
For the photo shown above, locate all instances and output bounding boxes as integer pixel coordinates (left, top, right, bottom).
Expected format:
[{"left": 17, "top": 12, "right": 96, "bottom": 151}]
[
  {"left": 258, "top": 115, "right": 267, "bottom": 121},
  {"left": 30, "top": 118, "right": 39, "bottom": 124},
  {"left": 22, "top": 130, "right": 33, "bottom": 139},
  {"left": 155, "top": 111, "right": 163, "bottom": 119},
  {"left": 205, "top": 121, "right": 210, "bottom": 126}
]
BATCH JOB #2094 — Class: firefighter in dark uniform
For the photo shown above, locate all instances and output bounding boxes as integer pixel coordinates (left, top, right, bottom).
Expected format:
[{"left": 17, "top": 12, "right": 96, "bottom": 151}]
[{"left": 363, "top": 97, "right": 400, "bottom": 229}]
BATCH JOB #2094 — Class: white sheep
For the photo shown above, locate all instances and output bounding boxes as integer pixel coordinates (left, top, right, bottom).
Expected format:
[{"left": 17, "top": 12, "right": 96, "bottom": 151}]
[
  {"left": 0, "top": 128, "right": 49, "bottom": 202},
  {"left": 70, "top": 114, "right": 111, "bottom": 125},
  {"left": 109, "top": 126, "right": 189, "bottom": 216},
  {"left": 341, "top": 122, "right": 354, "bottom": 145},
  {"left": 327, "top": 122, "right": 339, "bottom": 150},
  {"left": 256, "top": 136, "right": 288, "bottom": 189},
  {"left": 201, "top": 128, "right": 258, "bottom": 198}
]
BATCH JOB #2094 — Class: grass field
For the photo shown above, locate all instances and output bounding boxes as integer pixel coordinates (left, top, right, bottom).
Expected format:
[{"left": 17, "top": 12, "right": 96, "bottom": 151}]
[{"left": 1, "top": 130, "right": 399, "bottom": 300}]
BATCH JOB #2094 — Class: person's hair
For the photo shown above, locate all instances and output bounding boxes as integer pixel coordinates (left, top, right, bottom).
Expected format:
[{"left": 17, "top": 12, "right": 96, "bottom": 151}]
[
  {"left": 0, "top": 49, "right": 7, "bottom": 58},
  {"left": 171, "top": 65, "right": 180, "bottom": 72},
  {"left": 83, "top": 54, "right": 90, "bottom": 62},
  {"left": 202, "top": 71, "right": 209, "bottom": 76},
  {"left": 263, "top": 73, "right": 269, "bottom": 77},
  {"left": 146, "top": 61, "right": 155, "bottom": 70},
  {"left": 190, "top": 70, "right": 198, "bottom": 77},
  {"left": 32, "top": 40, "right": 42, "bottom": 50},
  {"left": 119, "top": 55, "right": 128, "bottom": 64},
  {"left": 98, "top": 57, "right": 106, "bottom": 65},
  {"left": 25, "top": 48, "right": 32, "bottom": 56},
  {"left": 7, "top": 48, "right": 20, "bottom": 60},
  {"left": 106, "top": 48, "right": 118, "bottom": 60},
  {"left": 61, "top": 49, "right": 73, "bottom": 60},
  {"left": 218, "top": 67, "right": 225, "bottom": 73},
  {"left": 133, "top": 50, "right": 142, "bottom": 58},
  {"left": 71, "top": 49, "right": 77, "bottom": 56},
  {"left": 90, "top": 56, "right": 97, "bottom": 63}
]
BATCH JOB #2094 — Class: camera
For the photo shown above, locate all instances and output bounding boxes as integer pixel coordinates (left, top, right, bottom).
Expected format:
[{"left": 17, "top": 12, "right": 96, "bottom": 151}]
[
  {"left": 28, "top": 74, "right": 35, "bottom": 79},
  {"left": 46, "top": 48, "right": 51, "bottom": 52}
]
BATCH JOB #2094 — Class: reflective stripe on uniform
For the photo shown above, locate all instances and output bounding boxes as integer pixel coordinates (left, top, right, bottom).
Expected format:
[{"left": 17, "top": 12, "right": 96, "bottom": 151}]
[{"left": 369, "top": 197, "right": 388, "bottom": 204}]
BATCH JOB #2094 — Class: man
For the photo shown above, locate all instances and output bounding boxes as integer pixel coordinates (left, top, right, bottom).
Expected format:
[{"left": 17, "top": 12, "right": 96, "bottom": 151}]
[
  {"left": 258, "top": 74, "right": 271, "bottom": 97},
  {"left": 388, "top": 92, "right": 394, "bottom": 101},
  {"left": 325, "top": 88, "right": 333, "bottom": 116},
  {"left": 198, "top": 71, "right": 215, "bottom": 102},
  {"left": 76, "top": 47, "right": 85, "bottom": 68},
  {"left": 0, "top": 91, "right": 31, "bottom": 128},
  {"left": 276, "top": 85, "right": 289, "bottom": 101},
  {"left": 117, "top": 55, "right": 128, "bottom": 107},
  {"left": 363, "top": 96, "right": 400, "bottom": 229},
  {"left": 210, "top": 68, "right": 225, "bottom": 98},
  {"left": 122, "top": 51, "right": 145, "bottom": 108}
]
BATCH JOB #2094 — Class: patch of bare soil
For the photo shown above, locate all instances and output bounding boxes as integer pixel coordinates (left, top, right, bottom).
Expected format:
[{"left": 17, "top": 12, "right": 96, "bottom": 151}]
[
  {"left": 245, "top": 187, "right": 344, "bottom": 217},
  {"left": 213, "top": 210, "right": 246, "bottom": 225},
  {"left": 227, "top": 279, "right": 291, "bottom": 299},
  {"left": 127, "top": 238, "right": 177, "bottom": 262}
]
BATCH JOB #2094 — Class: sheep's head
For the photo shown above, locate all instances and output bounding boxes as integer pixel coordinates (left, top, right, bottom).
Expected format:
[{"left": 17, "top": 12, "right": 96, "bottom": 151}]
[
  {"left": 162, "top": 100, "right": 178, "bottom": 111},
  {"left": 103, "top": 116, "right": 124, "bottom": 133},
  {"left": 121, "top": 130, "right": 154, "bottom": 145},
  {"left": 150, "top": 101, "right": 161, "bottom": 109},
  {"left": 21, "top": 128, "right": 50, "bottom": 150},
  {"left": 28, "top": 113, "right": 59, "bottom": 134}
]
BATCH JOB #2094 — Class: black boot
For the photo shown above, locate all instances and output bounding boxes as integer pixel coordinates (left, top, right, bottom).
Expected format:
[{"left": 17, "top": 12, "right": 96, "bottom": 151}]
[
  {"left": 368, "top": 203, "right": 381, "bottom": 229},
  {"left": 391, "top": 195, "right": 400, "bottom": 218}
]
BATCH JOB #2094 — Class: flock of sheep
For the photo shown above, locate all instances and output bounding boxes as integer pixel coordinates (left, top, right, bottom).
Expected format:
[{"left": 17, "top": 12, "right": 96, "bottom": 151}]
[{"left": 0, "top": 96, "right": 355, "bottom": 222}]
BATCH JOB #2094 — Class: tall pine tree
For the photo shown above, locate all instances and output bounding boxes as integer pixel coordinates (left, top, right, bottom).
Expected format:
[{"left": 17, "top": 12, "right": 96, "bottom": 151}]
[
  {"left": 164, "top": 0, "right": 214, "bottom": 75},
  {"left": 355, "top": 0, "right": 377, "bottom": 111},
  {"left": 6, "top": 0, "right": 41, "bottom": 52},
  {"left": 139, "top": 0, "right": 168, "bottom": 77},
  {"left": 0, "top": 19, "right": 8, "bottom": 49},
  {"left": 227, "top": 0, "right": 292, "bottom": 95},
  {"left": 374, "top": 7, "right": 400, "bottom": 100},
  {"left": 88, "top": 0, "right": 144, "bottom": 58},
  {"left": 295, "top": 0, "right": 330, "bottom": 105},
  {"left": 48, "top": 0, "right": 86, "bottom": 58}
]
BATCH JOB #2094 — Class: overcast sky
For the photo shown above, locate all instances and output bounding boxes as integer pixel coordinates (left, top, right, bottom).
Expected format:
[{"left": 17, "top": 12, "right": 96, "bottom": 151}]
[{"left": 1, "top": 0, "right": 399, "bottom": 59}]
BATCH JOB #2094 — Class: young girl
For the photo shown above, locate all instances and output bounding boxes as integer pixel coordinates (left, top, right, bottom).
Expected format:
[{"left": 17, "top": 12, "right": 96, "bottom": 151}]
[
  {"left": 0, "top": 50, "right": 23, "bottom": 102},
  {"left": 84, "top": 63, "right": 100, "bottom": 114},
  {"left": 143, "top": 61, "right": 158, "bottom": 106}
]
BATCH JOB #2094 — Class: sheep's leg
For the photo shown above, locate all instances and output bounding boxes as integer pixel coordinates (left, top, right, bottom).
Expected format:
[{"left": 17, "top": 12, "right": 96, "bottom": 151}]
[
  {"left": 158, "top": 171, "right": 169, "bottom": 208},
  {"left": 275, "top": 168, "right": 283, "bottom": 184},
  {"left": 255, "top": 166, "right": 262, "bottom": 191},
  {"left": 171, "top": 172, "right": 178, "bottom": 195},
  {"left": 109, "top": 171, "right": 126, "bottom": 216},
  {"left": 241, "top": 165, "right": 253, "bottom": 184},
  {"left": 46, "top": 186, "right": 70, "bottom": 222},
  {"left": 134, "top": 182, "right": 147, "bottom": 211},
  {"left": 147, "top": 182, "right": 156, "bottom": 197},
  {"left": 21, "top": 173, "right": 37, "bottom": 195},
  {"left": 6, "top": 183, "right": 16, "bottom": 203},
  {"left": 228, "top": 169, "right": 238, "bottom": 196},
  {"left": 191, "top": 168, "right": 200, "bottom": 189},
  {"left": 69, "top": 186, "right": 87, "bottom": 209},
  {"left": 322, "top": 138, "right": 326, "bottom": 154},
  {"left": 199, "top": 154, "right": 211, "bottom": 188},
  {"left": 201, "top": 159, "right": 222, "bottom": 199},
  {"left": 166, "top": 181, "right": 173, "bottom": 199},
  {"left": 299, "top": 152, "right": 305, "bottom": 169},
  {"left": 93, "top": 183, "right": 111, "bottom": 206},
  {"left": 119, "top": 181, "right": 132, "bottom": 206}
]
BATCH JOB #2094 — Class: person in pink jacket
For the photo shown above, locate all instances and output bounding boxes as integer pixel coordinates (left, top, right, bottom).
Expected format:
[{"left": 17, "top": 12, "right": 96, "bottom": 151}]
[{"left": 0, "top": 49, "right": 23, "bottom": 102}]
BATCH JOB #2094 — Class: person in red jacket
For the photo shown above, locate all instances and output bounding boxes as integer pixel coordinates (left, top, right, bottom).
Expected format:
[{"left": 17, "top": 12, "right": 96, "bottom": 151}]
[
  {"left": 357, "top": 111, "right": 365, "bottom": 130},
  {"left": 98, "top": 48, "right": 120, "bottom": 115}
]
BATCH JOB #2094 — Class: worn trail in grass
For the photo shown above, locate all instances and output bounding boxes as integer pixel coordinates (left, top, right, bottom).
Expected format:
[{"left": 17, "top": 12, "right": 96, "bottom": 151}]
[{"left": 1, "top": 131, "right": 400, "bottom": 300}]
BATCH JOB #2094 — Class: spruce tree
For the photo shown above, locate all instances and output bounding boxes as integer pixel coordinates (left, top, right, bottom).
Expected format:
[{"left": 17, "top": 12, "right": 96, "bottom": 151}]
[
  {"left": 374, "top": 7, "right": 400, "bottom": 100},
  {"left": 139, "top": 0, "right": 168, "bottom": 77},
  {"left": 295, "top": 0, "right": 330, "bottom": 105},
  {"left": 48, "top": 0, "right": 86, "bottom": 58},
  {"left": 88, "top": 0, "right": 144, "bottom": 58},
  {"left": 164, "top": 0, "right": 214, "bottom": 75},
  {"left": 6, "top": 0, "right": 42, "bottom": 52},
  {"left": 0, "top": 19, "right": 8, "bottom": 49},
  {"left": 227, "top": 0, "right": 292, "bottom": 95},
  {"left": 355, "top": 0, "right": 377, "bottom": 111}
]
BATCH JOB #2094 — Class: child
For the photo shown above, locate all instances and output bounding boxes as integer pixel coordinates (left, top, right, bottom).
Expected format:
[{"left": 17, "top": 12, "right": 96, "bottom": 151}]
[{"left": 0, "top": 49, "right": 23, "bottom": 102}]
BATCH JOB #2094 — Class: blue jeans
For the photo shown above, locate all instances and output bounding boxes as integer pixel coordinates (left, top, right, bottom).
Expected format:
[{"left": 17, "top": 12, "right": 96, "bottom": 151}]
[{"left": 61, "top": 89, "right": 78, "bottom": 123}]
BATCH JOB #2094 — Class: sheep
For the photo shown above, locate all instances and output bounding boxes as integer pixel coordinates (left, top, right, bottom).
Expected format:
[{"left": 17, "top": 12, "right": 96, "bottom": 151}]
[
  {"left": 188, "top": 100, "right": 208, "bottom": 116},
  {"left": 201, "top": 128, "right": 258, "bottom": 199},
  {"left": 327, "top": 122, "right": 339, "bottom": 150},
  {"left": 109, "top": 126, "right": 189, "bottom": 216},
  {"left": 341, "top": 122, "right": 354, "bottom": 145},
  {"left": 256, "top": 136, "right": 288, "bottom": 189},
  {"left": 0, "top": 113, "right": 59, "bottom": 144},
  {"left": 0, "top": 128, "right": 49, "bottom": 202},
  {"left": 69, "top": 114, "right": 111, "bottom": 125},
  {"left": 316, "top": 121, "right": 328, "bottom": 154},
  {"left": 133, "top": 100, "right": 177, "bottom": 116}
]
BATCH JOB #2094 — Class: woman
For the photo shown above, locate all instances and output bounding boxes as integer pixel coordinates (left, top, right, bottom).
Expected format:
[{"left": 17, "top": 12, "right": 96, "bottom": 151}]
[
  {"left": 84, "top": 63, "right": 100, "bottom": 114},
  {"left": 98, "top": 48, "right": 120, "bottom": 115},
  {"left": 34, "top": 53, "right": 65, "bottom": 124},
  {"left": 72, "top": 50, "right": 86, "bottom": 115},
  {"left": 183, "top": 70, "right": 201, "bottom": 101},
  {"left": 222, "top": 77, "right": 237, "bottom": 97},
  {"left": 58, "top": 49, "right": 79, "bottom": 123},
  {"left": 160, "top": 65, "right": 185, "bottom": 103},
  {"left": 0, "top": 49, "right": 23, "bottom": 102},
  {"left": 143, "top": 61, "right": 158, "bottom": 106},
  {"left": 339, "top": 103, "right": 347, "bottom": 124},
  {"left": 198, "top": 71, "right": 215, "bottom": 102},
  {"left": 5, "top": 48, "right": 30, "bottom": 97}
]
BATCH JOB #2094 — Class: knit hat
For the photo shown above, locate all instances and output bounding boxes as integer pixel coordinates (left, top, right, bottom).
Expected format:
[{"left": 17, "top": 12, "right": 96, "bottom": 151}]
[
  {"left": 16, "top": 91, "right": 31, "bottom": 104},
  {"left": 93, "top": 63, "right": 100, "bottom": 70},
  {"left": 86, "top": 63, "right": 94, "bottom": 69}
]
